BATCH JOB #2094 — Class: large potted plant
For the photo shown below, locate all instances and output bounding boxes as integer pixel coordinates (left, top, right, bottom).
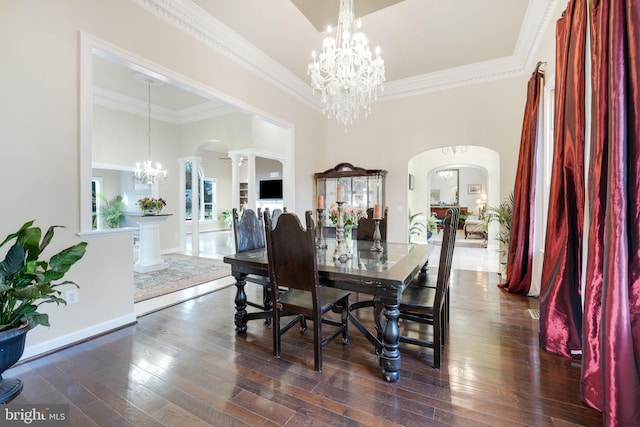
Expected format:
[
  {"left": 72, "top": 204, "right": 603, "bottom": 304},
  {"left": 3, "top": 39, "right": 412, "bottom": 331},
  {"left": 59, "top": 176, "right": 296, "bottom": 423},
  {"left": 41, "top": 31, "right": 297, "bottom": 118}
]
[
  {"left": 0, "top": 220, "right": 87, "bottom": 402},
  {"left": 408, "top": 210, "right": 426, "bottom": 242},
  {"left": 486, "top": 192, "right": 514, "bottom": 277}
]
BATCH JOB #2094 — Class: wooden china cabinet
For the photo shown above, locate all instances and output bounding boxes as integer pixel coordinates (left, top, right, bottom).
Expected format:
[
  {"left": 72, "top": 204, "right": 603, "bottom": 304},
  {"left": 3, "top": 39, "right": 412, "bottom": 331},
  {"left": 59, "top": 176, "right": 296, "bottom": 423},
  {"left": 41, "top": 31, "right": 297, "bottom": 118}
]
[{"left": 314, "top": 163, "right": 387, "bottom": 229}]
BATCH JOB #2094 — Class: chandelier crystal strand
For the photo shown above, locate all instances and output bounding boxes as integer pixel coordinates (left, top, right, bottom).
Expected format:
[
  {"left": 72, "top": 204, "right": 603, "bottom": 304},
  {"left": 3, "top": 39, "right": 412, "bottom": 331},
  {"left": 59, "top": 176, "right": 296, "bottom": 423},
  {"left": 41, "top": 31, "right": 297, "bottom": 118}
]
[
  {"left": 134, "top": 79, "right": 167, "bottom": 185},
  {"left": 308, "top": 0, "right": 385, "bottom": 126}
]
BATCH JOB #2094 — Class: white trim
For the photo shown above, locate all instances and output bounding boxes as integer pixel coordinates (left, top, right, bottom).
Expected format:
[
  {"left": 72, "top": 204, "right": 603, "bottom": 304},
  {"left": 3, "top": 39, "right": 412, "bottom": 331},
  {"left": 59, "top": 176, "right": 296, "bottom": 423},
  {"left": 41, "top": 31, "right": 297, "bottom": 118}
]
[
  {"left": 21, "top": 314, "right": 137, "bottom": 361},
  {"left": 80, "top": 33, "right": 94, "bottom": 232},
  {"left": 129, "top": 0, "right": 561, "bottom": 103},
  {"left": 93, "top": 86, "right": 236, "bottom": 125},
  {"left": 130, "top": 0, "right": 318, "bottom": 109},
  {"left": 92, "top": 162, "right": 135, "bottom": 172},
  {"left": 80, "top": 32, "right": 295, "bottom": 233},
  {"left": 77, "top": 227, "right": 138, "bottom": 239}
]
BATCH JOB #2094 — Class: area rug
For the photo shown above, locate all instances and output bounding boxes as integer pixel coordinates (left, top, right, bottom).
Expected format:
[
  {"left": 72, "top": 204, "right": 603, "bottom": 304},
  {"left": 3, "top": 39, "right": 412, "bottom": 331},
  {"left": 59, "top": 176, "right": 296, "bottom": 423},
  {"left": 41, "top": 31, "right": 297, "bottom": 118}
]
[
  {"left": 430, "top": 230, "right": 486, "bottom": 248},
  {"left": 134, "top": 253, "right": 232, "bottom": 302}
]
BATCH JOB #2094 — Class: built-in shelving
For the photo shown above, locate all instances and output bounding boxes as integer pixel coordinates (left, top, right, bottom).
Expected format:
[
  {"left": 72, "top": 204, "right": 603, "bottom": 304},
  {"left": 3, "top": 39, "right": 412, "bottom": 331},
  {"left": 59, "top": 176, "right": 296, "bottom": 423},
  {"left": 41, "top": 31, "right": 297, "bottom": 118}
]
[{"left": 239, "top": 182, "right": 248, "bottom": 206}]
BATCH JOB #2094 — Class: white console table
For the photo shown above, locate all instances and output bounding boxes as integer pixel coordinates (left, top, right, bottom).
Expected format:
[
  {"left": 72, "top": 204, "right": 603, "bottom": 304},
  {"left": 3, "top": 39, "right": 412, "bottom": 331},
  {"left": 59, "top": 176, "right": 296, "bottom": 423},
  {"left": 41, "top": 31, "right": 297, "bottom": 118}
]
[{"left": 129, "top": 214, "right": 171, "bottom": 273}]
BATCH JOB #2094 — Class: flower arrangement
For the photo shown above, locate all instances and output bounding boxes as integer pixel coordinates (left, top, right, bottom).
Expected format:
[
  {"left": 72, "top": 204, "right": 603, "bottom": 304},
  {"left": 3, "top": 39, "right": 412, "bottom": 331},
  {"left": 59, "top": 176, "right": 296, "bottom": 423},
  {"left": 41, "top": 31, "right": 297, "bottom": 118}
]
[
  {"left": 138, "top": 197, "right": 166, "bottom": 213},
  {"left": 328, "top": 204, "right": 367, "bottom": 237}
]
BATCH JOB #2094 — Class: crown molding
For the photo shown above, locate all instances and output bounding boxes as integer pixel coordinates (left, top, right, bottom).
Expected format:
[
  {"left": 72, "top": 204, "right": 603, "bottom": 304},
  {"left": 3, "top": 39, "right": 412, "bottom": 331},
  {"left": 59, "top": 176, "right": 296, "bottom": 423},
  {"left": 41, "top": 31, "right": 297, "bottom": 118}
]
[
  {"left": 130, "top": 0, "right": 319, "bottom": 109},
  {"left": 93, "top": 86, "right": 235, "bottom": 124},
  {"left": 379, "top": 0, "right": 560, "bottom": 100},
  {"left": 130, "top": 0, "right": 560, "bottom": 108}
]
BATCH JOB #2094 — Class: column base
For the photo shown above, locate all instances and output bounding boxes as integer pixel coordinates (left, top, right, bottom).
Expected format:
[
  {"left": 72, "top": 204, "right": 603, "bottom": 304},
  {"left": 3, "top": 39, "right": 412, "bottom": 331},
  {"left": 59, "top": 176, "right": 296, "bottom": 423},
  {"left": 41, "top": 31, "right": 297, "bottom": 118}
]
[{"left": 134, "top": 260, "right": 169, "bottom": 273}]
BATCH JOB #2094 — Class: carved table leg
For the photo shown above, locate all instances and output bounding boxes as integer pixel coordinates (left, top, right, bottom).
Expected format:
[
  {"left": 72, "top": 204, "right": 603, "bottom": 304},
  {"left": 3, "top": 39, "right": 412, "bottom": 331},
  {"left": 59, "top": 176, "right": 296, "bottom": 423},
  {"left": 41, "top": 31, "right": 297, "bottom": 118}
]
[
  {"left": 262, "top": 285, "right": 272, "bottom": 326},
  {"left": 380, "top": 302, "right": 401, "bottom": 382},
  {"left": 233, "top": 272, "right": 248, "bottom": 334}
]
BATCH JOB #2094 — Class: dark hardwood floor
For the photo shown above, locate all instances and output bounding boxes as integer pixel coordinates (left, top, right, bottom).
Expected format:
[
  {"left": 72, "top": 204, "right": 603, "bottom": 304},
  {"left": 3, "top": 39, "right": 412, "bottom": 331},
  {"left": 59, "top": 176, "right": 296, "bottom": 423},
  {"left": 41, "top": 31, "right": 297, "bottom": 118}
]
[{"left": 6, "top": 269, "right": 603, "bottom": 426}]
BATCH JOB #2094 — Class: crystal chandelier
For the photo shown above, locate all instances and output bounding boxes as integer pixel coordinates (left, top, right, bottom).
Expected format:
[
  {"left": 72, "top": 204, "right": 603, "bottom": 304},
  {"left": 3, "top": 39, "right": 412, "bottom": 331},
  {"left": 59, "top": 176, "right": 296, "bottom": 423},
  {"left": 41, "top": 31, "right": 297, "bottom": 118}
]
[
  {"left": 307, "top": 0, "right": 385, "bottom": 126},
  {"left": 134, "top": 78, "right": 167, "bottom": 185},
  {"left": 437, "top": 169, "right": 455, "bottom": 180}
]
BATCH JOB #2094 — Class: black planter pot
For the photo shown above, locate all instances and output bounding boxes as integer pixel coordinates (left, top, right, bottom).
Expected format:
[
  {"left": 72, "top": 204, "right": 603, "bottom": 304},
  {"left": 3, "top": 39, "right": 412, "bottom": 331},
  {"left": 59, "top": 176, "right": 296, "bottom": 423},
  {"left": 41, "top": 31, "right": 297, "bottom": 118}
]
[{"left": 0, "top": 322, "right": 31, "bottom": 403}]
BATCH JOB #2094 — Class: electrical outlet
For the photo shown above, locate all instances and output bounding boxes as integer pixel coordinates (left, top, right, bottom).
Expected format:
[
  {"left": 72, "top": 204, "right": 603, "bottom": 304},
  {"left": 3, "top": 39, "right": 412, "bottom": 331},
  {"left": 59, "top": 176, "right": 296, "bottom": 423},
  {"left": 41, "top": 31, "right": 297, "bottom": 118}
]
[{"left": 65, "top": 289, "right": 79, "bottom": 305}]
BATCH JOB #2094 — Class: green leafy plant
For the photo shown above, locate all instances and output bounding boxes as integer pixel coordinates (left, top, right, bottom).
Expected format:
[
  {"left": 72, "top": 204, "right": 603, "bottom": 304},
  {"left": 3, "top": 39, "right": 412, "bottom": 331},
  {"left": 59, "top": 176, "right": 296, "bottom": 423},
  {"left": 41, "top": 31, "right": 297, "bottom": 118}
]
[
  {"left": 458, "top": 213, "right": 468, "bottom": 228},
  {"left": 220, "top": 210, "right": 233, "bottom": 228},
  {"left": 99, "top": 193, "right": 126, "bottom": 228},
  {"left": 425, "top": 215, "right": 438, "bottom": 233},
  {"left": 0, "top": 221, "right": 87, "bottom": 332},
  {"left": 486, "top": 192, "right": 514, "bottom": 257},
  {"left": 408, "top": 209, "right": 426, "bottom": 242}
]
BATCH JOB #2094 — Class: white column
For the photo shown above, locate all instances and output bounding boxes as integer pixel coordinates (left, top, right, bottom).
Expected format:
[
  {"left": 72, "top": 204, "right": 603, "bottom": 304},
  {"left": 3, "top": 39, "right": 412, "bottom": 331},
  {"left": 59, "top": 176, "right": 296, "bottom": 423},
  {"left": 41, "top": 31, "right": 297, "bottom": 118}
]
[
  {"left": 231, "top": 154, "right": 240, "bottom": 210},
  {"left": 178, "top": 158, "right": 188, "bottom": 252},
  {"left": 281, "top": 157, "right": 293, "bottom": 209},
  {"left": 247, "top": 153, "right": 256, "bottom": 210},
  {"left": 132, "top": 214, "right": 171, "bottom": 273},
  {"left": 190, "top": 157, "right": 201, "bottom": 256}
]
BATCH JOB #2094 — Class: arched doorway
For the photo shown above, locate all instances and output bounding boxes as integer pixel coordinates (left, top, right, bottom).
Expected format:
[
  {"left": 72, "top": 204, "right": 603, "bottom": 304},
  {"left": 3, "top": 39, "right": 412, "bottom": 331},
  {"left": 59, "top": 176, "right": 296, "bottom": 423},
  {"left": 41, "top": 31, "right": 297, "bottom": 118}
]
[{"left": 408, "top": 146, "right": 500, "bottom": 251}]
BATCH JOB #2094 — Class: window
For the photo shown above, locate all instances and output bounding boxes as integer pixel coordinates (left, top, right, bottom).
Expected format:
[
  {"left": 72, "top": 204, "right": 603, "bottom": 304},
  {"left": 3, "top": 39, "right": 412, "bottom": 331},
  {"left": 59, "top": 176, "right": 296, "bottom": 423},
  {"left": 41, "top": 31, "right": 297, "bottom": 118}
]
[
  {"left": 203, "top": 178, "right": 215, "bottom": 220},
  {"left": 185, "top": 162, "right": 216, "bottom": 221}
]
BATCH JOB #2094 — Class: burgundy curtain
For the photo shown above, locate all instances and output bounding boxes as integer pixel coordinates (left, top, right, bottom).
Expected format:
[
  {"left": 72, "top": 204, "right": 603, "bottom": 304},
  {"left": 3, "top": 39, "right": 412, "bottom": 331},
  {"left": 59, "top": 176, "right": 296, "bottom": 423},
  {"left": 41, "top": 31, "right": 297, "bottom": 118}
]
[
  {"left": 539, "top": 0, "right": 587, "bottom": 358},
  {"left": 582, "top": 1, "right": 640, "bottom": 424},
  {"left": 499, "top": 65, "right": 544, "bottom": 294}
]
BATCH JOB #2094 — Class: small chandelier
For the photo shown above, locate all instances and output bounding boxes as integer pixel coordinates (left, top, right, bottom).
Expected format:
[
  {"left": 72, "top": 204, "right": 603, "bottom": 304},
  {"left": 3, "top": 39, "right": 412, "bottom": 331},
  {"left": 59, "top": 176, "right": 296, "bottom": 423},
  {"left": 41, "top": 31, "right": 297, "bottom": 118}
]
[
  {"left": 307, "top": 0, "right": 385, "bottom": 126},
  {"left": 437, "top": 169, "right": 455, "bottom": 181},
  {"left": 134, "top": 78, "right": 167, "bottom": 185}
]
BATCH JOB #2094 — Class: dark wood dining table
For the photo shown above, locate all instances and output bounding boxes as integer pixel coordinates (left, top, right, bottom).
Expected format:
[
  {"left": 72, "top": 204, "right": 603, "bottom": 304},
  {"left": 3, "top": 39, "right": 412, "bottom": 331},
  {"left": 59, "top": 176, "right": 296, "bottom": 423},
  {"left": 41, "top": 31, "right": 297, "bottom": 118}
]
[{"left": 223, "top": 239, "right": 433, "bottom": 382}]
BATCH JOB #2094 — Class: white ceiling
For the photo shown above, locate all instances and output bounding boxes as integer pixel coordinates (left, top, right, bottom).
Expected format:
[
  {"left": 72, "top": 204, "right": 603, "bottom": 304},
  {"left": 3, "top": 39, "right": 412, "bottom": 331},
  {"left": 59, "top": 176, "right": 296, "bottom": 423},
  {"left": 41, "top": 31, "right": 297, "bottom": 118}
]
[
  {"left": 192, "top": 0, "right": 530, "bottom": 82},
  {"left": 94, "top": 0, "right": 558, "bottom": 118}
]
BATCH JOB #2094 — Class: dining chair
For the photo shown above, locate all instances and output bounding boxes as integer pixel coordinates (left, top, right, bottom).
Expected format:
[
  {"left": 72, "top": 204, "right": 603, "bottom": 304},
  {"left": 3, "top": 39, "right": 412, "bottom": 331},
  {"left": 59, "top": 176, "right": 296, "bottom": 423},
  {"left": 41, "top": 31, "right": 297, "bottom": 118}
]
[
  {"left": 270, "top": 208, "right": 283, "bottom": 229},
  {"left": 232, "top": 208, "right": 272, "bottom": 324},
  {"left": 419, "top": 207, "right": 459, "bottom": 324},
  {"left": 356, "top": 207, "right": 388, "bottom": 241},
  {"left": 352, "top": 207, "right": 388, "bottom": 331},
  {"left": 264, "top": 210, "right": 350, "bottom": 372},
  {"left": 395, "top": 207, "right": 459, "bottom": 369}
]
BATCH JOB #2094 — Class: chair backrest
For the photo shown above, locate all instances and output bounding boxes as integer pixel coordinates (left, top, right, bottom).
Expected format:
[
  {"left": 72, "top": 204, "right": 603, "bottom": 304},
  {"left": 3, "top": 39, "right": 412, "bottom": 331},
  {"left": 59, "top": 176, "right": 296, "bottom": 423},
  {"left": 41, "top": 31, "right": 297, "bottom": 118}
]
[
  {"left": 434, "top": 208, "right": 460, "bottom": 309},
  {"left": 232, "top": 208, "right": 265, "bottom": 253},
  {"left": 356, "top": 207, "right": 388, "bottom": 241},
  {"left": 270, "top": 208, "right": 283, "bottom": 229},
  {"left": 264, "top": 211, "right": 319, "bottom": 302}
]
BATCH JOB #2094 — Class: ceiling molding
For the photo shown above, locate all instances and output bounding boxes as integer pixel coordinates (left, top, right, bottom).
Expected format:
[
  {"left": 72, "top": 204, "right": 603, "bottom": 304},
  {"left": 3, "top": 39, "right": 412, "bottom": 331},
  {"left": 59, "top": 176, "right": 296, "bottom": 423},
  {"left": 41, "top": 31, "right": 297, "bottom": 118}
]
[
  {"left": 517, "top": 0, "right": 561, "bottom": 72},
  {"left": 93, "top": 86, "right": 236, "bottom": 125},
  {"left": 381, "top": 56, "right": 524, "bottom": 101},
  {"left": 130, "top": 0, "right": 560, "bottom": 108},
  {"left": 130, "top": 0, "right": 320, "bottom": 109}
]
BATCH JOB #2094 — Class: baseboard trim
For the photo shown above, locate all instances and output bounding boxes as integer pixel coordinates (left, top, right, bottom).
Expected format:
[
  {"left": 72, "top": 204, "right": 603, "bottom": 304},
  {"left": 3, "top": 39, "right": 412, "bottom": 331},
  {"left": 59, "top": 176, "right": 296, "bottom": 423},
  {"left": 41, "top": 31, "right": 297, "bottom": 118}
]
[{"left": 19, "top": 314, "right": 137, "bottom": 362}]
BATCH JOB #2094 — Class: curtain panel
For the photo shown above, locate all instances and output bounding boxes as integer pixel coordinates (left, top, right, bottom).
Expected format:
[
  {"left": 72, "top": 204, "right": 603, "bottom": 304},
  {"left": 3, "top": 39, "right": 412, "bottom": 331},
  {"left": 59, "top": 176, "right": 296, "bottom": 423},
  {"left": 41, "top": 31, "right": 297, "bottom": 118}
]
[
  {"left": 499, "top": 66, "right": 544, "bottom": 294},
  {"left": 582, "top": 0, "right": 640, "bottom": 424},
  {"left": 539, "top": 0, "right": 587, "bottom": 358}
]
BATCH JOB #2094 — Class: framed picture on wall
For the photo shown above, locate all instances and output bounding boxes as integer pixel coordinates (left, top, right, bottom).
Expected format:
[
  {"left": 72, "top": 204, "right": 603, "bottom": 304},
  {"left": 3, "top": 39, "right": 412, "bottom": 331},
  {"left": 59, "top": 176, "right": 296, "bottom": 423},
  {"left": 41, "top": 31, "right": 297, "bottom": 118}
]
[{"left": 468, "top": 184, "right": 482, "bottom": 194}]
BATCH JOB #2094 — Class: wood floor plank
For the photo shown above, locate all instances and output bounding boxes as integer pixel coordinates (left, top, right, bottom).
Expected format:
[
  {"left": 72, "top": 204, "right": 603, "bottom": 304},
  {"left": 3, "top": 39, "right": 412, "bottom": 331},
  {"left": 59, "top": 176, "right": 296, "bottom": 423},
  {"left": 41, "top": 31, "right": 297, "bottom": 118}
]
[{"left": 5, "top": 268, "right": 603, "bottom": 426}]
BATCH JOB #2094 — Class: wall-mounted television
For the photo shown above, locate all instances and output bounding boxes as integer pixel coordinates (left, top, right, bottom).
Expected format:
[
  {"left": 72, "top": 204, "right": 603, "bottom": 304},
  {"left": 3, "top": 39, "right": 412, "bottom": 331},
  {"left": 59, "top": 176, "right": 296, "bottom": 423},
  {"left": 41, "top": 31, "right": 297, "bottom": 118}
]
[{"left": 259, "top": 179, "right": 283, "bottom": 200}]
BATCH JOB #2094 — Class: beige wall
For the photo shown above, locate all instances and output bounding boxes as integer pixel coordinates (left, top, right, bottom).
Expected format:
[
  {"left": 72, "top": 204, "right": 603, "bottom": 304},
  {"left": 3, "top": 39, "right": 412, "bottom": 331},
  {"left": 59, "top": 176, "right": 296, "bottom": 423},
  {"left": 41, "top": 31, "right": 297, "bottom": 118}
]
[
  {"left": 0, "top": 0, "right": 563, "bottom": 358},
  {"left": 0, "top": 0, "right": 319, "bottom": 358}
]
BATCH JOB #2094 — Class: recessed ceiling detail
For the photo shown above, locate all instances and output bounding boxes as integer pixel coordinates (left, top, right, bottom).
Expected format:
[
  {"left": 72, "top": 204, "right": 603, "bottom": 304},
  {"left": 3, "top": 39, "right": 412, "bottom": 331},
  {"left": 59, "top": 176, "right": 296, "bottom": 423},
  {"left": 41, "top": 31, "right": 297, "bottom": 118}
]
[
  {"left": 127, "top": 0, "right": 561, "bottom": 110},
  {"left": 290, "top": 0, "right": 405, "bottom": 32}
]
